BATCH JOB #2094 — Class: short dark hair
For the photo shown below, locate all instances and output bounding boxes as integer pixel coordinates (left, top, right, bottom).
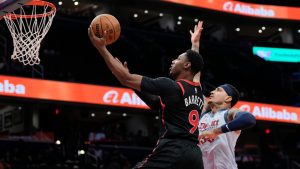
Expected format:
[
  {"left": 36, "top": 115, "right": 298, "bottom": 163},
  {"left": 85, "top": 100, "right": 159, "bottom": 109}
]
[
  {"left": 220, "top": 84, "right": 240, "bottom": 107},
  {"left": 185, "top": 49, "right": 204, "bottom": 74}
]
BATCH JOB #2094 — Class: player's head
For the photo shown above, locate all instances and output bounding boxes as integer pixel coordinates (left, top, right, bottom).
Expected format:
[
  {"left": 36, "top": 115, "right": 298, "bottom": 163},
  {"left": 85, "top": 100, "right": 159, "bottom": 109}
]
[
  {"left": 169, "top": 49, "right": 204, "bottom": 79},
  {"left": 208, "top": 84, "right": 240, "bottom": 107}
]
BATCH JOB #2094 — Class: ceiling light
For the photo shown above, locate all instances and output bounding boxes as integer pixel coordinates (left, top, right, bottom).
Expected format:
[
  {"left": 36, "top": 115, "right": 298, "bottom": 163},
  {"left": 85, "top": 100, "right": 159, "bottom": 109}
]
[
  {"left": 177, "top": 21, "right": 181, "bottom": 25},
  {"left": 159, "top": 13, "right": 163, "bottom": 17},
  {"left": 78, "top": 150, "right": 85, "bottom": 155},
  {"left": 144, "top": 10, "right": 148, "bottom": 14},
  {"left": 133, "top": 13, "right": 138, "bottom": 18},
  {"left": 178, "top": 16, "right": 182, "bottom": 20},
  {"left": 278, "top": 28, "right": 283, "bottom": 32},
  {"left": 74, "top": 1, "right": 79, "bottom": 5},
  {"left": 91, "top": 113, "right": 95, "bottom": 117},
  {"left": 55, "top": 140, "right": 61, "bottom": 145},
  {"left": 235, "top": 28, "right": 240, "bottom": 32},
  {"left": 106, "top": 111, "right": 111, "bottom": 115},
  {"left": 261, "top": 26, "right": 266, "bottom": 30},
  {"left": 258, "top": 29, "right": 262, "bottom": 33},
  {"left": 122, "top": 113, "right": 127, "bottom": 117},
  {"left": 194, "top": 18, "right": 199, "bottom": 22},
  {"left": 58, "top": 1, "right": 62, "bottom": 5}
]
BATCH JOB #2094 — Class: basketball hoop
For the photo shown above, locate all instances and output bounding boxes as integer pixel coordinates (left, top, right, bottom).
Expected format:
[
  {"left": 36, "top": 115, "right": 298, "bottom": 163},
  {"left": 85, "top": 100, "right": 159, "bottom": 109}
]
[{"left": 3, "top": 0, "right": 56, "bottom": 66}]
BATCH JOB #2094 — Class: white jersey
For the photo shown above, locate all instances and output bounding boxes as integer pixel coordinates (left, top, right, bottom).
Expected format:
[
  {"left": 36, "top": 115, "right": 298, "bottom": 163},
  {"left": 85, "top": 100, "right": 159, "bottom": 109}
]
[{"left": 198, "top": 109, "right": 240, "bottom": 169}]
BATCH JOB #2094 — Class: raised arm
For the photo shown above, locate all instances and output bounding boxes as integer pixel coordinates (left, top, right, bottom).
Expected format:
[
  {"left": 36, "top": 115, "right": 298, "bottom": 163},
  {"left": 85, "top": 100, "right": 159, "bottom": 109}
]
[
  {"left": 88, "top": 28, "right": 143, "bottom": 91},
  {"left": 190, "top": 21, "right": 203, "bottom": 53},
  {"left": 190, "top": 21, "right": 203, "bottom": 83},
  {"left": 88, "top": 28, "right": 181, "bottom": 100}
]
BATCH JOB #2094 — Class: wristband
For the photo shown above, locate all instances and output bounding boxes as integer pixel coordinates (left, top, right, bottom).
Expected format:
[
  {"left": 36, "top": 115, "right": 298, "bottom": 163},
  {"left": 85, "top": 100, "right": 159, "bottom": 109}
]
[{"left": 221, "top": 124, "right": 231, "bottom": 133}]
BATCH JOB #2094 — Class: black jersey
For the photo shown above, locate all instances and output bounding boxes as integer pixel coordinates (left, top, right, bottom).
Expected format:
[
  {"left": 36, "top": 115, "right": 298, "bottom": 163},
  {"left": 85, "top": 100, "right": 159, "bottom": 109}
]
[{"left": 141, "top": 77, "right": 204, "bottom": 143}]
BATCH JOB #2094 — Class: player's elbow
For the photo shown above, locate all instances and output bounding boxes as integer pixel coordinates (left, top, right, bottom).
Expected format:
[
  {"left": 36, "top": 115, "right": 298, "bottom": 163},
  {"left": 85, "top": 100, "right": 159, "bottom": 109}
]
[
  {"left": 118, "top": 73, "right": 141, "bottom": 90},
  {"left": 243, "top": 112, "right": 256, "bottom": 128},
  {"left": 119, "top": 77, "right": 129, "bottom": 86},
  {"left": 119, "top": 73, "right": 133, "bottom": 87},
  {"left": 248, "top": 114, "right": 256, "bottom": 127},
  {"left": 234, "top": 111, "right": 256, "bottom": 129}
]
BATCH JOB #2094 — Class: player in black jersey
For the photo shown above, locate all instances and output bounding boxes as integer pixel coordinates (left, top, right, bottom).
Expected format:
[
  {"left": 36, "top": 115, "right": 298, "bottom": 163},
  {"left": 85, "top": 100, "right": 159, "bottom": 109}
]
[{"left": 88, "top": 21, "right": 204, "bottom": 169}]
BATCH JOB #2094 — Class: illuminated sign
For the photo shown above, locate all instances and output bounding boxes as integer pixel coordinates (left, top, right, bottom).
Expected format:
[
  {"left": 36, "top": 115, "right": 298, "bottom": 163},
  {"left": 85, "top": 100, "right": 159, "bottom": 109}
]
[
  {"left": 0, "top": 75, "right": 299, "bottom": 124},
  {"left": 253, "top": 46, "right": 300, "bottom": 62},
  {"left": 0, "top": 75, "right": 148, "bottom": 109},
  {"left": 236, "top": 101, "right": 300, "bottom": 124},
  {"left": 163, "top": 0, "right": 300, "bottom": 21}
]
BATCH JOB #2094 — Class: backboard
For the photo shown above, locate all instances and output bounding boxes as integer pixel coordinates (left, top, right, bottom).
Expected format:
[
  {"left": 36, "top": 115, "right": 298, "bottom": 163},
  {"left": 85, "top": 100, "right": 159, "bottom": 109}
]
[{"left": 0, "top": 0, "right": 31, "bottom": 18}]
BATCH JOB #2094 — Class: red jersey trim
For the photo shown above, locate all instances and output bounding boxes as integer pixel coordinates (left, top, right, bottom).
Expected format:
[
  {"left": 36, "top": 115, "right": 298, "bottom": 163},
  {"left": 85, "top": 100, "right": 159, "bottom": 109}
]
[
  {"left": 177, "top": 79, "right": 200, "bottom": 86},
  {"left": 176, "top": 82, "right": 185, "bottom": 95}
]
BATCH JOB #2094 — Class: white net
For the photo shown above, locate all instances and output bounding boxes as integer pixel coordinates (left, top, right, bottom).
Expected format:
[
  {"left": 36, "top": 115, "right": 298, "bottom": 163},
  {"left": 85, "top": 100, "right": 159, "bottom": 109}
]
[{"left": 3, "top": 1, "right": 56, "bottom": 66}]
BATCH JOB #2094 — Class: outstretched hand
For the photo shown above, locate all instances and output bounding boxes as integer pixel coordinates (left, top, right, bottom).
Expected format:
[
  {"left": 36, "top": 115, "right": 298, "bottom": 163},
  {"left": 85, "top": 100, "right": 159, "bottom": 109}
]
[
  {"left": 199, "top": 128, "right": 220, "bottom": 140},
  {"left": 88, "top": 27, "right": 107, "bottom": 50},
  {"left": 190, "top": 21, "right": 203, "bottom": 44}
]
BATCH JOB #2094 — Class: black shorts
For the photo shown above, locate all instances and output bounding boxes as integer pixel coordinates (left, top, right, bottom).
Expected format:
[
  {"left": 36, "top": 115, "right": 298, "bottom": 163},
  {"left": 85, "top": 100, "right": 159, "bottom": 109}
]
[{"left": 132, "top": 138, "right": 203, "bottom": 169}]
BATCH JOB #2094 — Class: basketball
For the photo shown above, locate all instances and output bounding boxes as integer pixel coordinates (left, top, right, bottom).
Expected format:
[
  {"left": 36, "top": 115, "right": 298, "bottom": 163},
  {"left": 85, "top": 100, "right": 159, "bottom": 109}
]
[{"left": 90, "top": 14, "right": 121, "bottom": 45}]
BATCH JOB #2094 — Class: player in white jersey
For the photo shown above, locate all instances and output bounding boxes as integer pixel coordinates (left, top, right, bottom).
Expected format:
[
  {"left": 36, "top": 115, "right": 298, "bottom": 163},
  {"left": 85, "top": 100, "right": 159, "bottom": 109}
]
[{"left": 198, "top": 84, "right": 256, "bottom": 169}]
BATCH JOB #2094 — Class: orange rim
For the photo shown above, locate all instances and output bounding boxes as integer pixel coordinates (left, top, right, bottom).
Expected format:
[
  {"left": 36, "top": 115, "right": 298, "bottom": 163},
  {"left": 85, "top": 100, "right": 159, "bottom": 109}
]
[{"left": 5, "top": 0, "right": 56, "bottom": 19}]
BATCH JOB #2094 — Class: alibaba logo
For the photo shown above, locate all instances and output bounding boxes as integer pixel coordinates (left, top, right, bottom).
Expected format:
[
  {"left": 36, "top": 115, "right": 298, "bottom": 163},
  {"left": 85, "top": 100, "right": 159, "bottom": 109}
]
[
  {"left": 239, "top": 104, "right": 251, "bottom": 112},
  {"left": 102, "top": 90, "right": 147, "bottom": 107},
  {"left": 103, "top": 90, "right": 119, "bottom": 103},
  {"left": 223, "top": 1, "right": 234, "bottom": 11},
  {"left": 0, "top": 80, "right": 25, "bottom": 95}
]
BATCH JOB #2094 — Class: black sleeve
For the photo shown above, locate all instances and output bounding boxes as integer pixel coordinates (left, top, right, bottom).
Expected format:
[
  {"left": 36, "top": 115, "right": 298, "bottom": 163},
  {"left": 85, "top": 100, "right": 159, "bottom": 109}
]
[
  {"left": 141, "top": 76, "right": 181, "bottom": 100},
  {"left": 134, "top": 90, "right": 161, "bottom": 112}
]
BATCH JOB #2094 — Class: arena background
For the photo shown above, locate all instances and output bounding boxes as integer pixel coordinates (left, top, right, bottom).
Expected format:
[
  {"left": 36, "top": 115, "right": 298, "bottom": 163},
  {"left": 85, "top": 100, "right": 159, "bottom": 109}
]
[{"left": 0, "top": 0, "right": 300, "bottom": 168}]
